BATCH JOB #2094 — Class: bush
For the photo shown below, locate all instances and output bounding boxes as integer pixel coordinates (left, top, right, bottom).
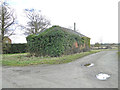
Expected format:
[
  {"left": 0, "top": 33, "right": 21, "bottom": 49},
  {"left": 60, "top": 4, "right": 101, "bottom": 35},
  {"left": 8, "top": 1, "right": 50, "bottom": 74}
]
[
  {"left": 3, "top": 43, "right": 27, "bottom": 54},
  {"left": 26, "top": 26, "right": 90, "bottom": 57},
  {"left": 2, "top": 43, "right": 11, "bottom": 54}
]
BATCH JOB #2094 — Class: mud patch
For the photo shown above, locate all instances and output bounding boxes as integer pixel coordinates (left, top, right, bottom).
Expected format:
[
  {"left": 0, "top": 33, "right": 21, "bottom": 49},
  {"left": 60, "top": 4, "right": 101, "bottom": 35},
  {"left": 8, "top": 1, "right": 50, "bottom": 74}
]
[
  {"left": 84, "top": 63, "right": 94, "bottom": 67},
  {"left": 13, "top": 69, "right": 31, "bottom": 74},
  {"left": 96, "top": 73, "right": 110, "bottom": 80}
]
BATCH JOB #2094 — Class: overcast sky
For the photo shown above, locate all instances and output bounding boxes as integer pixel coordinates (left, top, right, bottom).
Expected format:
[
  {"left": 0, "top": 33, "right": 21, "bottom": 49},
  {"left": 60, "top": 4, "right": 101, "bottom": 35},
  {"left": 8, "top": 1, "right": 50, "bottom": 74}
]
[{"left": 5, "top": 0, "right": 119, "bottom": 44}]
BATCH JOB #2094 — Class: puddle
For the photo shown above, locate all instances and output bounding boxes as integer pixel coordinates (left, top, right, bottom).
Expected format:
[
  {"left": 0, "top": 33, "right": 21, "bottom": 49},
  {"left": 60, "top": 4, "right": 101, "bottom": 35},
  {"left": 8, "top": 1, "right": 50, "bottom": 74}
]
[
  {"left": 96, "top": 73, "right": 110, "bottom": 80},
  {"left": 84, "top": 63, "right": 94, "bottom": 67}
]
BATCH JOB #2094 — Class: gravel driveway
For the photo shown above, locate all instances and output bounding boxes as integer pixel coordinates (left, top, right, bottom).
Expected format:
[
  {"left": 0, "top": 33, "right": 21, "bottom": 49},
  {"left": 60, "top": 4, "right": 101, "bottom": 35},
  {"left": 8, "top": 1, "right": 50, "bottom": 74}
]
[{"left": 2, "top": 50, "right": 118, "bottom": 88}]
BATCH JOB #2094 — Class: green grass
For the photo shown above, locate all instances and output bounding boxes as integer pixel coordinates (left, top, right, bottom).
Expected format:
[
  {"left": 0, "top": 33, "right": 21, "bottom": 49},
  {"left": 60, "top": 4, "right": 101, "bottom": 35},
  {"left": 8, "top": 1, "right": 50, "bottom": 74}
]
[
  {"left": 98, "top": 48, "right": 118, "bottom": 51},
  {"left": 118, "top": 51, "right": 120, "bottom": 57},
  {"left": 0, "top": 54, "right": 2, "bottom": 65},
  {"left": 2, "top": 50, "right": 101, "bottom": 66}
]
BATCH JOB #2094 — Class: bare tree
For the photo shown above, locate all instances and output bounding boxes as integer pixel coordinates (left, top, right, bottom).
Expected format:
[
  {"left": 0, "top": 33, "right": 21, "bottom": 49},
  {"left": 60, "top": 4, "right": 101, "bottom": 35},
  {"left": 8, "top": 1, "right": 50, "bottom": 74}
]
[
  {"left": 23, "top": 9, "right": 50, "bottom": 35},
  {"left": 0, "top": 2, "right": 16, "bottom": 42}
]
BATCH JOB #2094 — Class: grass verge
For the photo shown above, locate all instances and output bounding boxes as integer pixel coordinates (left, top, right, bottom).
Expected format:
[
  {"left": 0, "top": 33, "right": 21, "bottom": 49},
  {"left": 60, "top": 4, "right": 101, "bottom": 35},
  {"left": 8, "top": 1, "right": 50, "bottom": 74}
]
[
  {"left": 2, "top": 50, "right": 101, "bottom": 66},
  {"left": 118, "top": 52, "right": 120, "bottom": 57},
  {"left": 0, "top": 55, "right": 2, "bottom": 65}
]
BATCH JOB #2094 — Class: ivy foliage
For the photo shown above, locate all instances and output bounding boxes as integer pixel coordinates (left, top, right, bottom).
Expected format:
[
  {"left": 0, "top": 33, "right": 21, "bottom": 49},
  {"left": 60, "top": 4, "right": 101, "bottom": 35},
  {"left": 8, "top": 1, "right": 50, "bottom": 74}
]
[{"left": 26, "top": 25, "right": 90, "bottom": 57}]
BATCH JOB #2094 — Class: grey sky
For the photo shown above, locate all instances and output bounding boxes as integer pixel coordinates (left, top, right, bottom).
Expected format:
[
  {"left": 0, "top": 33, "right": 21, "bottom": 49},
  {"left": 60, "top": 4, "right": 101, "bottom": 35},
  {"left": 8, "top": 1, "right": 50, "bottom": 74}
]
[{"left": 5, "top": 0, "right": 119, "bottom": 44}]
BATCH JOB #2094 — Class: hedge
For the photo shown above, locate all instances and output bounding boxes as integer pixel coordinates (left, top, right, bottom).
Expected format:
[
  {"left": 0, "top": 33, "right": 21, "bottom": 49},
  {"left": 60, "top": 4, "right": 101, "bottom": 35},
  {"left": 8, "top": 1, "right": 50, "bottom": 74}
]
[
  {"left": 3, "top": 43, "right": 27, "bottom": 54},
  {"left": 26, "top": 26, "right": 90, "bottom": 57}
]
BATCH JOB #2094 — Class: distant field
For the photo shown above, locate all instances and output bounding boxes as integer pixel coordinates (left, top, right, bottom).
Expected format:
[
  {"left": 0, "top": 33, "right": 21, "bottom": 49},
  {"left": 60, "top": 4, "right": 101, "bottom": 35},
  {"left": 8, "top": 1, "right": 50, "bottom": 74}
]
[{"left": 2, "top": 50, "right": 101, "bottom": 66}]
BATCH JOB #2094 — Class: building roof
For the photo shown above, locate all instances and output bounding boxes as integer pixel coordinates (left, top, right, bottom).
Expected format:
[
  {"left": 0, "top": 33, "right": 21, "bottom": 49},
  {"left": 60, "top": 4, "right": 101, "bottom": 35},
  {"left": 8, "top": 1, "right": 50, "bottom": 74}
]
[
  {"left": 59, "top": 26, "right": 87, "bottom": 37},
  {"left": 38, "top": 25, "right": 90, "bottom": 38},
  {"left": 3, "top": 36, "right": 12, "bottom": 43}
]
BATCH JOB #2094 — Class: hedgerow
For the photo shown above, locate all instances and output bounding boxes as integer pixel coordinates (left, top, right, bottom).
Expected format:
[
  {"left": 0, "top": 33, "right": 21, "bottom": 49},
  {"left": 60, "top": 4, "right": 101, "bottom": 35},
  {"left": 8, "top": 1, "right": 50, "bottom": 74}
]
[{"left": 3, "top": 43, "right": 27, "bottom": 54}]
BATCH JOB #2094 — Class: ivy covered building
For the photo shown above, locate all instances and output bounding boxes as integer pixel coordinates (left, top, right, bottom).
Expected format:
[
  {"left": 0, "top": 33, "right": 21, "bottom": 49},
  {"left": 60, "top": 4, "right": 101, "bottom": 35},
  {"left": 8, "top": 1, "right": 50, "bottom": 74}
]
[{"left": 26, "top": 25, "right": 90, "bottom": 57}]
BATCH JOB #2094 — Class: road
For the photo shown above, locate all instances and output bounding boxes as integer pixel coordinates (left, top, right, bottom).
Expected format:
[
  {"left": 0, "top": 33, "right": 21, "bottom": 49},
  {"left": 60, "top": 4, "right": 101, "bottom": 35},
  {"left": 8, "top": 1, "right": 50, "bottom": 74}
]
[{"left": 2, "top": 50, "right": 118, "bottom": 88}]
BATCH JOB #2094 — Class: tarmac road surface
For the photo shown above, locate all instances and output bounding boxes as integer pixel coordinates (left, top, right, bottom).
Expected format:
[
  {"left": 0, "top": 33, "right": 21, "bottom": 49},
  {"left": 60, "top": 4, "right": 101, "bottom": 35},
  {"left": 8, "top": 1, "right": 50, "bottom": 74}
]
[{"left": 2, "top": 50, "right": 118, "bottom": 88}]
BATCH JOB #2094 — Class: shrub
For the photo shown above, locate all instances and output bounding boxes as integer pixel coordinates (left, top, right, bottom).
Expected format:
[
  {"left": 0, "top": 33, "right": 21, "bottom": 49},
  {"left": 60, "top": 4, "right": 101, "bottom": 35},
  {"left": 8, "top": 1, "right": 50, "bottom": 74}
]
[
  {"left": 26, "top": 26, "right": 90, "bottom": 57},
  {"left": 2, "top": 43, "right": 11, "bottom": 54},
  {"left": 3, "top": 43, "right": 27, "bottom": 54}
]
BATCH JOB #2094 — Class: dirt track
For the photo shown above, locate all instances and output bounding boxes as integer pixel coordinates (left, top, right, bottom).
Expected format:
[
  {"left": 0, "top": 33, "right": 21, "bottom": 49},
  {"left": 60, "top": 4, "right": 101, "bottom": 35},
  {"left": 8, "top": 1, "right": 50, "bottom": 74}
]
[{"left": 2, "top": 50, "right": 118, "bottom": 88}]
